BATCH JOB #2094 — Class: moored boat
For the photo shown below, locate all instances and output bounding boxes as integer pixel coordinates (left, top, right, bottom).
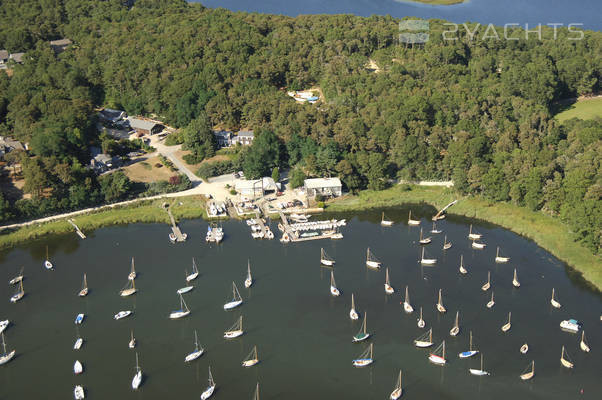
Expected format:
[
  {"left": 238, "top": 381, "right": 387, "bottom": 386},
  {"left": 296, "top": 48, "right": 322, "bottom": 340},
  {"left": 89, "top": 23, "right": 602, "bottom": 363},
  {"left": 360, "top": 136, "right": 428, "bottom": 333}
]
[
  {"left": 353, "top": 312, "right": 370, "bottom": 342},
  {"left": 560, "top": 345, "right": 574, "bottom": 369},
  {"left": 169, "top": 293, "right": 191, "bottom": 319},
  {"left": 384, "top": 268, "right": 394, "bottom": 295},
  {"left": 449, "top": 311, "right": 460, "bottom": 336},
  {"left": 131, "top": 352, "right": 143, "bottom": 390},
  {"left": 389, "top": 370, "right": 403, "bottom": 400},
  {"left": 458, "top": 331, "right": 478, "bottom": 358},
  {"left": 414, "top": 328, "right": 434, "bottom": 348},
  {"left": 75, "top": 313, "right": 85, "bottom": 325},
  {"left": 114, "top": 310, "right": 132, "bottom": 320},
  {"left": 185, "top": 330, "right": 204, "bottom": 362},
  {"left": 330, "top": 270, "right": 340, "bottom": 296},
  {"left": 223, "top": 316, "right": 244, "bottom": 339},
  {"left": 365, "top": 248, "right": 381, "bottom": 269},
  {"left": 520, "top": 361, "right": 535, "bottom": 380},
  {"left": 469, "top": 353, "right": 490, "bottom": 376},
  {"left": 407, "top": 211, "right": 420, "bottom": 226},
  {"left": 186, "top": 258, "right": 199, "bottom": 282},
  {"left": 436, "top": 289, "right": 446, "bottom": 313},
  {"left": 381, "top": 212, "right": 393, "bottom": 227},
  {"left": 8, "top": 267, "right": 24, "bottom": 285},
  {"left": 74, "top": 385, "right": 85, "bottom": 400},
  {"left": 428, "top": 341, "right": 446, "bottom": 365},
  {"left": 223, "top": 282, "right": 243, "bottom": 310},
  {"left": 403, "top": 286, "right": 413, "bottom": 313},
  {"left": 242, "top": 345, "right": 259, "bottom": 367},
  {"left": 495, "top": 247, "right": 510, "bottom": 263},
  {"left": 418, "top": 228, "right": 432, "bottom": 245},
  {"left": 349, "top": 293, "right": 359, "bottom": 320},
  {"left": 78, "top": 273, "right": 88, "bottom": 297},
  {"left": 551, "top": 288, "right": 562, "bottom": 308},
  {"left": 352, "top": 343, "right": 373, "bottom": 367},
  {"left": 501, "top": 312, "right": 512, "bottom": 332},
  {"left": 580, "top": 331, "right": 590, "bottom": 352},
  {"left": 559, "top": 318, "right": 580, "bottom": 333},
  {"left": 0, "top": 333, "right": 15, "bottom": 365}
]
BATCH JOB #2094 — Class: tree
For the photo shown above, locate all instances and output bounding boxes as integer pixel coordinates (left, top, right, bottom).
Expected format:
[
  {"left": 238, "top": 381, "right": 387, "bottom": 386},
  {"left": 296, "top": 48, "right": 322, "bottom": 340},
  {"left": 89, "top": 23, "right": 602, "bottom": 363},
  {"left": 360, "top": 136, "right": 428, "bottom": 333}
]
[
  {"left": 242, "top": 130, "right": 281, "bottom": 179},
  {"left": 182, "top": 113, "right": 216, "bottom": 162},
  {"left": 99, "top": 171, "right": 131, "bottom": 202},
  {"left": 271, "top": 167, "right": 280, "bottom": 183},
  {"left": 289, "top": 166, "right": 306, "bottom": 188}
]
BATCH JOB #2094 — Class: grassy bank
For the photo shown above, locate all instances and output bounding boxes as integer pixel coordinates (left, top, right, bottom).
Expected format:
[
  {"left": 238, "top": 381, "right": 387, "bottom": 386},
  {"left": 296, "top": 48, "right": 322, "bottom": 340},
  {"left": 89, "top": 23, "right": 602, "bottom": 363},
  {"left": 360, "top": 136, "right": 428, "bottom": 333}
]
[
  {"left": 327, "top": 185, "right": 602, "bottom": 291},
  {"left": 555, "top": 97, "right": 602, "bottom": 122},
  {"left": 0, "top": 196, "right": 206, "bottom": 250}
]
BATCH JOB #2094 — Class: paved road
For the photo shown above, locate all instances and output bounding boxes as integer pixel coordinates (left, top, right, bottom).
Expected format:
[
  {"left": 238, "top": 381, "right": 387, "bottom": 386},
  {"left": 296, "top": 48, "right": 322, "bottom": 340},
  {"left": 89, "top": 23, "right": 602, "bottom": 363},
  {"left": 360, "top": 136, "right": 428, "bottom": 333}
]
[{"left": 149, "top": 137, "right": 202, "bottom": 185}]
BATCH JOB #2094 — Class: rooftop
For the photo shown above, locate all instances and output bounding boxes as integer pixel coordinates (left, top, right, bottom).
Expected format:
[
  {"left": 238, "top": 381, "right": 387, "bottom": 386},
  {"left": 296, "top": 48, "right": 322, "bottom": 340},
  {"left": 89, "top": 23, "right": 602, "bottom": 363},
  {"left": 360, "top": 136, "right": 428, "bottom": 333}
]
[
  {"left": 304, "top": 177, "right": 342, "bottom": 189},
  {"left": 9, "top": 53, "right": 24, "bottom": 63},
  {"left": 0, "top": 50, "right": 8, "bottom": 60},
  {"left": 128, "top": 117, "right": 158, "bottom": 131},
  {"left": 237, "top": 130, "right": 254, "bottom": 138}
]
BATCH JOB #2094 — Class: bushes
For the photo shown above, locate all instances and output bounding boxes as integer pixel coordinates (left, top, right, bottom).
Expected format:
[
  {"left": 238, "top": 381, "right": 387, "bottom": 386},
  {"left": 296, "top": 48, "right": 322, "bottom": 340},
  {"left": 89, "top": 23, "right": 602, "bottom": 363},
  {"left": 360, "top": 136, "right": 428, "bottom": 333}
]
[
  {"left": 196, "top": 160, "right": 237, "bottom": 180},
  {"left": 182, "top": 153, "right": 203, "bottom": 165},
  {"left": 165, "top": 131, "right": 184, "bottom": 146},
  {"left": 143, "top": 174, "right": 191, "bottom": 196},
  {"left": 158, "top": 155, "right": 177, "bottom": 171}
]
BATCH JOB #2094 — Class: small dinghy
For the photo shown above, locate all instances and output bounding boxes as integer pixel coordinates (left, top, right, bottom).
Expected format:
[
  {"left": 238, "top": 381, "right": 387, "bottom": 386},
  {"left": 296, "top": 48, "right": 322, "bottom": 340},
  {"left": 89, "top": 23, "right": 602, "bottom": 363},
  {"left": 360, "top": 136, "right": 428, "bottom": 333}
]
[{"left": 73, "top": 360, "right": 83, "bottom": 375}]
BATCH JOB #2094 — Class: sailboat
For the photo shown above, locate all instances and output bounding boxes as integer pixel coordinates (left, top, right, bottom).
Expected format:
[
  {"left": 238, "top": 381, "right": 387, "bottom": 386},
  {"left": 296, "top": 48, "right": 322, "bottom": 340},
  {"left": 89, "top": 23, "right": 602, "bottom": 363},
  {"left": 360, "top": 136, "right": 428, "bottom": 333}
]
[
  {"left": 223, "top": 282, "right": 243, "bottom": 310},
  {"left": 353, "top": 312, "right": 370, "bottom": 342},
  {"left": 185, "top": 330, "right": 204, "bottom": 362},
  {"left": 550, "top": 288, "right": 562, "bottom": 308},
  {"left": 428, "top": 341, "right": 446, "bottom": 365},
  {"left": 349, "top": 293, "right": 359, "bottom": 320},
  {"left": 352, "top": 343, "right": 374, "bottom": 367},
  {"left": 0, "top": 321, "right": 7, "bottom": 334},
  {"left": 389, "top": 370, "right": 403, "bottom": 400},
  {"left": 128, "top": 257, "right": 136, "bottom": 280},
  {"left": 245, "top": 260, "right": 253, "bottom": 288},
  {"left": 74, "top": 360, "right": 83, "bottom": 375},
  {"left": 200, "top": 366, "right": 216, "bottom": 400},
  {"left": 129, "top": 330, "right": 136, "bottom": 349},
  {"left": 78, "top": 273, "right": 88, "bottom": 297},
  {"left": 10, "top": 280, "right": 24, "bottom": 303},
  {"left": 580, "top": 331, "right": 590, "bottom": 353},
  {"left": 449, "top": 311, "right": 460, "bottom": 336},
  {"left": 0, "top": 333, "right": 15, "bottom": 365},
  {"left": 459, "top": 255, "right": 468, "bottom": 274},
  {"left": 120, "top": 278, "right": 137, "bottom": 297},
  {"left": 459, "top": 331, "right": 478, "bottom": 358},
  {"left": 430, "top": 222, "right": 441, "bottom": 234},
  {"left": 501, "top": 312, "right": 512, "bottom": 332},
  {"left": 403, "top": 286, "right": 413, "bottom": 313},
  {"left": 131, "top": 352, "right": 143, "bottom": 390},
  {"left": 520, "top": 360, "right": 535, "bottom": 380},
  {"left": 252, "top": 382, "right": 260, "bottom": 400},
  {"left": 495, "top": 247, "right": 510, "bottom": 263},
  {"left": 9, "top": 267, "right": 24, "bottom": 285},
  {"left": 186, "top": 258, "right": 199, "bottom": 282},
  {"left": 44, "top": 245, "right": 53, "bottom": 270},
  {"left": 384, "top": 268, "right": 394, "bottom": 294},
  {"left": 468, "top": 224, "right": 482, "bottom": 240},
  {"left": 330, "top": 270, "right": 340, "bottom": 296},
  {"left": 366, "top": 248, "right": 381, "bottom": 269},
  {"left": 320, "top": 248, "right": 335, "bottom": 266},
  {"left": 469, "top": 353, "right": 490, "bottom": 376},
  {"left": 242, "top": 345, "right": 259, "bottom": 367},
  {"left": 418, "top": 228, "right": 432, "bottom": 245},
  {"left": 224, "top": 316, "right": 244, "bottom": 339},
  {"left": 414, "top": 328, "right": 434, "bottom": 348},
  {"left": 407, "top": 210, "right": 420, "bottom": 226},
  {"left": 114, "top": 310, "right": 132, "bottom": 320},
  {"left": 177, "top": 271, "right": 194, "bottom": 294},
  {"left": 512, "top": 269, "right": 520, "bottom": 288},
  {"left": 169, "top": 293, "right": 191, "bottom": 319},
  {"left": 73, "top": 335, "right": 83, "bottom": 350},
  {"left": 486, "top": 292, "right": 495, "bottom": 309},
  {"left": 74, "top": 313, "right": 85, "bottom": 325},
  {"left": 560, "top": 346, "right": 574, "bottom": 369},
  {"left": 420, "top": 247, "right": 437, "bottom": 265},
  {"left": 381, "top": 212, "right": 393, "bottom": 227},
  {"left": 472, "top": 240, "right": 486, "bottom": 249},
  {"left": 443, "top": 235, "right": 452, "bottom": 250},
  {"left": 436, "top": 289, "right": 446, "bottom": 313},
  {"left": 481, "top": 271, "right": 491, "bottom": 291},
  {"left": 520, "top": 343, "right": 529, "bottom": 354},
  {"left": 74, "top": 385, "right": 85, "bottom": 400},
  {"left": 417, "top": 307, "right": 425, "bottom": 328}
]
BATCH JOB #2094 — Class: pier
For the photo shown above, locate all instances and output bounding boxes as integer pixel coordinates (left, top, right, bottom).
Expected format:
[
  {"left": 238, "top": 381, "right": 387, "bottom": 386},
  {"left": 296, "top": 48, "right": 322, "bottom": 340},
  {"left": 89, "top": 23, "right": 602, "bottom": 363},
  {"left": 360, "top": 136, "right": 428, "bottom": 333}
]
[
  {"left": 278, "top": 211, "right": 345, "bottom": 242},
  {"left": 67, "top": 219, "right": 86, "bottom": 239},
  {"left": 166, "top": 207, "right": 187, "bottom": 242},
  {"left": 432, "top": 200, "right": 458, "bottom": 221}
]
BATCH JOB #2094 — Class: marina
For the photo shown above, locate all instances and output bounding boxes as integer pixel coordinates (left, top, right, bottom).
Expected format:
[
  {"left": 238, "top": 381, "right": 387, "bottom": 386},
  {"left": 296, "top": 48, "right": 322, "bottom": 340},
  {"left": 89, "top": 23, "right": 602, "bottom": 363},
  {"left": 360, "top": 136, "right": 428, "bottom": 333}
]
[{"left": 0, "top": 209, "right": 600, "bottom": 399}]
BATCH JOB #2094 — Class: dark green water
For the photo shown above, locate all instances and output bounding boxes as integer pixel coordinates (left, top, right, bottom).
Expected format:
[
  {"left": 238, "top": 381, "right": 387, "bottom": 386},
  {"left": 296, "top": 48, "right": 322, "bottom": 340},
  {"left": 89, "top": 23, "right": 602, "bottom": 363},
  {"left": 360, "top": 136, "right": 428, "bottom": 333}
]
[{"left": 0, "top": 208, "right": 600, "bottom": 399}]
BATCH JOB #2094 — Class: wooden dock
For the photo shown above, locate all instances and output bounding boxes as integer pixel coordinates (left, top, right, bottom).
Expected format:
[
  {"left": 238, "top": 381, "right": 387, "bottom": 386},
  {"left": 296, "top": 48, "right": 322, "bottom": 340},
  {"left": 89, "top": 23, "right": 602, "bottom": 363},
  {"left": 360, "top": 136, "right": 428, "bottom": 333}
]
[
  {"left": 432, "top": 200, "right": 458, "bottom": 220},
  {"left": 67, "top": 219, "right": 86, "bottom": 239},
  {"left": 167, "top": 207, "right": 187, "bottom": 242},
  {"left": 278, "top": 211, "right": 342, "bottom": 242}
]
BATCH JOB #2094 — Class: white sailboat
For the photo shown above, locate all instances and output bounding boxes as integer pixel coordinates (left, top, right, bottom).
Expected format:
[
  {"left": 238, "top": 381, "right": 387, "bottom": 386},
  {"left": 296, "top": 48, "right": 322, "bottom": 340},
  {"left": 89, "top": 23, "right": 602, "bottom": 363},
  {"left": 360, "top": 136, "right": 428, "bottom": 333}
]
[
  {"left": 403, "top": 286, "right": 413, "bottom": 313},
  {"left": 366, "top": 248, "right": 381, "bottom": 269},
  {"left": 430, "top": 222, "right": 441, "bottom": 234},
  {"left": 200, "top": 366, "right": 216, "bottom": 400},
  {"left": 520, "top": 343, "right": 529, "bottom": 354},
  {"left": 472, "top": 241, "right": 486, "bottom": 249},
  {"left": 120, "top": 278, "right": 137, "bottom": 297},
  {"left": 384, "top": 268, "right": 394, "bottom": 294},
  {"left": 224, "top": 316, "right": 244, "bottom": 339},
  {"left": 414, "top": 328, "right": 434, "bottom": 348},
  {"left": 74, "top": 313, "right": 85, "bottom": 325},
  {"left": 560, "top": 346, "right": 574, "bottom": 369},
  {"left": 242, "top": 345, "right": 259, "bottom": 367},
  {"left": 512, "top": 269, "right": 520, "bottom": 288},
  {"left": 442, "top": 235, "right": 452, "bottom": 250},
  {"left": 186, "top": 258, "right": 199, "bottom": 282},
  {"left": 381, "top": 212, "right": 393, "bottom": 227},
  {"left": 320, "top": 248, "right": 335, "bottom": 266},
  {"left": 469, "top": 353, "right": 490, "bottom": 376},
  {"left": 481, "top": 271, "right": 491, "bottom": 291},
  {"left": 129, "top": 330, "right": 136, "bottom": 349},
  {"left": 177, "top": 270, "right": 194, "bottom": 294},
  {"left": 580, "top": 331, "right": 590, "bottom": 352},
  {"left": 458, "top": 331, "right": 478, "bottom": 358},
  {"left": 74, "top": 385, "right": 85, "bottom": 400},
  {"left": 449, "top": 311, "right": 460, "bottom": 336},
  {"left": 520, "top": 360, "right": 535, "bottom": 381},
  {"left": 74, "top": 360, "right": 83, "bottom": 375},
  {"left": 495, "top": 247, "right": 510, "bottom": 263},
  {"left": 389, "top": 370, "right": 403, "bottom": 400},
  {"left": 0, "top": 333, "right": 15, "bottom": 365},
  {"left": 418, "top": 228, "right": 432, "bottom": 245},
  {"left": 428, "top": 341, "right": 446, "bottom": 365},
  {"left": 436, "top": 289, "right": 446, "bottom": 313},
  {"left": 420, "top": 247, "right": 437, "bottom": 265},
  {"left": 185, "top": 330, "right": 204, "bottom": 362},
  {"left": 352, "top": 343, "right": 374, "bottom": 367},
  {"left": 169, "top": 293, "right": 191, "bottom": 319},
  {"left": 468, "top": 224, "right": 482, "bottom": 240},
  {"left": 44, "top": 245, "right": 53, "bottom": 270},
  {"left": 501, "top": 312, "right": 512, "bottom": 332},
  {"left": 330, "top": 270, "right": 340, "bottom": 296},
  {"left": 128, "top": 257, "right": 136, "bottom": 280},
  {"left": 8, "top": 267, "right": 24, "bottom": 285},
  {"left": 353, "top": 312, "right": 370, "bottom": 342},
  {"left": 131, "top": 352, "right": 143, "bottom": 390},
  {"left": 223, "top": 282, "right": 243, "bottom": 310},
  {"left": 550, "top": 288, "right": 562, "bottom": 308},
  {"left": 245, "top": 260, "right": 253, "bottom": 288},
  {"left": 417, "top": 306, "right": 425, "bottom": 328},
  {"left": 10, "top": 280, "right": 24, "bottom": 303},
  {"left": 0, "top": 320, "right": 7, "bottom": 334},
  {"left": 349, "top": 293, "right": 359, "bottom": 320},
  {"left": 459, "top": 254, "right": 467, "bottom": 274},
  {"left": 73, "top": 336, "right": 83, "bottom": 350},
  {"left": 78, "top": 273, "right": 88, "bottom": 297},
  {"left": 407, "top": 210, "right": 420, "bottom": 226},
  {"left": 486, "top": 292, "right": 495, "bottom": 309},
  {"left": 114, "top": 310, "right": 132, "bottom": 320}
]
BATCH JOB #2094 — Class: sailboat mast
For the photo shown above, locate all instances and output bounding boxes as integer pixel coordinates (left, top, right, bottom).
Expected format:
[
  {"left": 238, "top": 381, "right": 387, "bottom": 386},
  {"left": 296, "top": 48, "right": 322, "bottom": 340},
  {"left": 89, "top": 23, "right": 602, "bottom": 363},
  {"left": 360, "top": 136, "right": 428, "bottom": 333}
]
[
  {"left": 363, "top": 313, "right": 367, "bottom": 334},
  {"left": 480, "top": 353, "right": 483, "bottom": 370},
  {"left": 351, "top": 293, "right": 355, "bottom": 308},
  {"left": 469, "top": 331, "right": 473, "bottom": 351}
]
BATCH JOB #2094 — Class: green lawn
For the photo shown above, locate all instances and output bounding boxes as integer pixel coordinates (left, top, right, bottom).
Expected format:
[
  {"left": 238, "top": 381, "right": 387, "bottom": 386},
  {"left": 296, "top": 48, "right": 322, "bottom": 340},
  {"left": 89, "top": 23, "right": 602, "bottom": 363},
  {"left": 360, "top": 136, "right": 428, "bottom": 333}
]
[{"left": 555, "top": 97, "right": 602, "bottom": 123}]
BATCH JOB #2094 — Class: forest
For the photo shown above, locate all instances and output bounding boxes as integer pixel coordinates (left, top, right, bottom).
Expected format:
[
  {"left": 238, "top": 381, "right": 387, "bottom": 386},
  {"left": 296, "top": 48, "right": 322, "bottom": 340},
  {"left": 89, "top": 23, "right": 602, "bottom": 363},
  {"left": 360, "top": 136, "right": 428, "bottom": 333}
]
[{"left": 0, "top": 0, "right": 600, "bottom": 254}]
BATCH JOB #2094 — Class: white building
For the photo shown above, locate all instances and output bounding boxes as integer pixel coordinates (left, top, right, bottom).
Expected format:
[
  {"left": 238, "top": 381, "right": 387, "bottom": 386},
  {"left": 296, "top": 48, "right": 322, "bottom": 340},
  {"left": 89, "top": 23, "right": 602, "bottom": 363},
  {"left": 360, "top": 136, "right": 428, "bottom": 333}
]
[
  {"left": 304, "top": 178, "right": 342, "bottom": 198},
  {"left": 235, "top": 177, "right": 279, "bottom": 198}
]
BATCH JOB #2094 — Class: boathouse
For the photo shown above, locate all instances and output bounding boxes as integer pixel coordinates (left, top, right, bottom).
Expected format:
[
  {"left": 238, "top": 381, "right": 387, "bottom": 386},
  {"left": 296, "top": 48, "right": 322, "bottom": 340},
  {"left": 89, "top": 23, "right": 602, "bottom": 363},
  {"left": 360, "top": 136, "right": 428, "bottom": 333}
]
[{"left": 304, "top": 177, "right": 342, "bottom": 198}]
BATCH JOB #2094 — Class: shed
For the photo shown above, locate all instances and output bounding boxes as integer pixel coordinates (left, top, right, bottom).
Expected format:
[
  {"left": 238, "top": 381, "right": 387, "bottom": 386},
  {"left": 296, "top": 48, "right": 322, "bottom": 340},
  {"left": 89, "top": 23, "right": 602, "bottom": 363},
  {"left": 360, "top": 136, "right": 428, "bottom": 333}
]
[
  {"left": 9, "top": 53, "right": 24, "bottom": 63},
  {"left": 0, "top": 50, "right": 8, "bottom": 63},
  {"left": 304, "top": 177, "right": 342, "bottom": 198},
  {"left": 127, "top": 117, "right": 163, "bottom": 135},
  {"left": 49, "top": 38, "right": 72, "bottom": 54}
]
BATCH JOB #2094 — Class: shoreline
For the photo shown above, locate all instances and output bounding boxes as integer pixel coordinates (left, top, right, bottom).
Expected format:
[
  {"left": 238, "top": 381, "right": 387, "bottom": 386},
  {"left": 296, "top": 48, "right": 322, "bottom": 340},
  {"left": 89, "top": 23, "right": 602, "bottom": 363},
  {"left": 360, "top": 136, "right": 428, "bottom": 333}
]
[{"left": 0, "top": 185, "right": 599, "bottom": 292}]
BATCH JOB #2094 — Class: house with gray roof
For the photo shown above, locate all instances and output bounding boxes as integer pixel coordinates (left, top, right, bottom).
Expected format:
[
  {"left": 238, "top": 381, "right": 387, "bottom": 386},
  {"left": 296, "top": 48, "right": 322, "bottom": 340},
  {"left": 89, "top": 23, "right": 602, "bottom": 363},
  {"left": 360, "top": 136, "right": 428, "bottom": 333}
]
[
  {"left": 9, "top": 53, "right": 24, "bottom": 63},
  {"left": 0, "top": 50, "right": 8, "bottom": 64},
  {"left": 232, "top": 130, "right": 254, "bottom": 146},
  {"left": 49, "top": 38, "right": 72, "bottom": 54},
  {"left": 213, "top": 130, "right": 232, "bottom": 148},
  {"left": 127, "top": 117, "right": 163, "bottom": 135},
  {"left": 304, "top": 177, "right": 342, "bottom": 198}
]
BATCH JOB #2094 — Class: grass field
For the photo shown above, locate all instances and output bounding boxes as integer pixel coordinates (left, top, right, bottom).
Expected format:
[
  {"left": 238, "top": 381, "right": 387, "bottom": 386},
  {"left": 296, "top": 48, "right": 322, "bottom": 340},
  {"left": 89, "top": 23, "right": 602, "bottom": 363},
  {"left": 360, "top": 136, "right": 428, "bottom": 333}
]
[
  {"left": 328, "top": 185, "right": 602, "bottom": 291},
  {"left": 122, "top": 156, "right": 175, "bottom": 183},
  {"left": 555, "top": 97, "right": 602, "bottom": 123}
]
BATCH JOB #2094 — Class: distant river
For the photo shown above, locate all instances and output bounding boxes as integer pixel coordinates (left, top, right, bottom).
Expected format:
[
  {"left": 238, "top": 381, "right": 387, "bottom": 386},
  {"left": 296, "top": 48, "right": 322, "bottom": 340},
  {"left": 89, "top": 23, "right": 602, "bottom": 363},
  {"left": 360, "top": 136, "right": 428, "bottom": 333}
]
[
  {"left": 1, "top": 207, "right": 600, "bottom": 399},
  {"left": 196, "top": 0, "right": 601, "bottom": 31}
]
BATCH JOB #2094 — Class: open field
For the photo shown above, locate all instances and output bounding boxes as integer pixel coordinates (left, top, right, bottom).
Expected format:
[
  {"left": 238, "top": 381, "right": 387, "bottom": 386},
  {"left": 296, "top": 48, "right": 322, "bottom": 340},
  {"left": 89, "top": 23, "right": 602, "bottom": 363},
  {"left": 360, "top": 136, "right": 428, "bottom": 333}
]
[
  {"left": 122, "top": 156, "right": 175, "bottom": 182},
  {"left": 555, "top": 97, "right": 602, "bottom": 122}
]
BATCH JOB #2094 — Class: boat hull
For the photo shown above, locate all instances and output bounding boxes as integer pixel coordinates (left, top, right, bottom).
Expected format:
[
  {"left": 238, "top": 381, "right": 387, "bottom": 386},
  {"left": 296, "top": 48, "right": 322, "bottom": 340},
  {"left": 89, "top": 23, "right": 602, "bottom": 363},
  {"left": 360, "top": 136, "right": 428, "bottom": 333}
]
[
  {"left": 0, "top": 350, "right": 15, "bottom": 365},
  {"left": 185, "top": 350, "right": 204, "bottom": 362},
  {"left": 349, "top": 309, "right": 359, "bottom": 320},
  {"left": 74, "top": 360, "right": 83, "bottom": 374},
  {"left": 404, "top": 303, "right": 413, "bottom": 314},
  {"left": 353, "top": 333, "right": 370, "bottom": 343},
  {"left": 114, "top": 311, "right": 132, "bottom": 320},
  {"left": 132, "top": 371, "right": 142, "bottom": 390},
  {"left": 169, "top": 310, "right": 190, "bottom": 319},
  {"left": 74, "top": 386, "right": 85, "bottom": 400},
  {"left": 495, "top": 257, "right": 510, "bottom": 263},
  {"left": 520, "top": 344, "right": 528, "bottom": 354},
  {"left": 120, "top": 288, "right": 137, "bottom": 297},
  {"left": 381, "top": 221, "right": 393, "bottom": 227},
  {"left": 244, "top": 278, "right": 253, "bottom": 288},
  {"left": 421, "top": 259, "right": 436, "bottom": 265},
  {"left": 242, "top": 359, "right": 259, "bottom": 367},
  {"left": 417, "top": 319, "right": 425, "bottom": 328},
  {"left": 436, "top": 304, "right": 446, "bottom": 313},
  {"left": 320, "top": 259, "right": 334, "bottom": 266},
  {"left": 390, "top": 388, "right": 402, "bottom": 400},
  {"left": 459, "top": 350, "right": 478, "bottom": 359},
  {"left": 352, "top": 358, "right": 373, "bottom": 367},
  {"left": 330, "top": 286, "right": 340, "bottom": 296},
  {"left": 472, "top": 242, "right": 486, "bottom": 249},
  {"left": 73, "top": 338, "right": 83, "bottom": 350},
  {"left": 414, "top": 341, "right": 433, "bottom": 348},
  {"left": 186, "top": 273, "right": 198, "bottom": 282},
  {"left": 224, "top": 330, "right": 243, "bottom": 339},
  {"left": 366, "top": 261, "right": 381, "bottom": 269},
  {"left": 223, "top": 300, "right": 243, "bottom": 310},
  {"left": 177, "top": 286, "right": 194, "bottom": 294},
  {"left": 385, "top": 285, "right": 394, "bottom": 295},
  {"left": 75, "top": 314, "right": 84, "bottom": 324},
  {"left": 501, "top": 323, "right": 511, "bottom": 332},
  {"left": 428, "top": 354, "right": 446, "bottom": 365},
  {"left": 469, "top": 369, "right": 489, "bottom": 376},
  {"left": 200, "top": 386, "right": 215, "bottom": 400}
]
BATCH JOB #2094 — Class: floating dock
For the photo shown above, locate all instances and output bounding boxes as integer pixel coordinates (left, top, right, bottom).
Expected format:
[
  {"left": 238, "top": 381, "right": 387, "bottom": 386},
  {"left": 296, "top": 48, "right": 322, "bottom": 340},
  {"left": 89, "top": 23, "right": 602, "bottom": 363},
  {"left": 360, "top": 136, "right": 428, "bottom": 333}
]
[
  {"left": 67, "top": 219, "right": 86, "bottom": 239},
  {"left": 278, "top": 211, "right": 344, "bottom": 242},
  {"left": 167, "top": 207, "right": 187, "bottom": 242}
]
